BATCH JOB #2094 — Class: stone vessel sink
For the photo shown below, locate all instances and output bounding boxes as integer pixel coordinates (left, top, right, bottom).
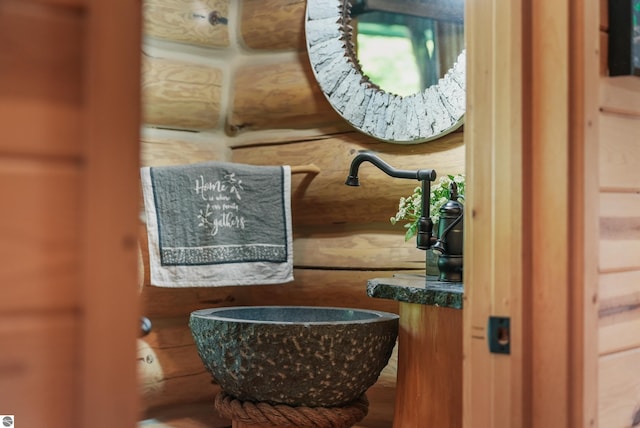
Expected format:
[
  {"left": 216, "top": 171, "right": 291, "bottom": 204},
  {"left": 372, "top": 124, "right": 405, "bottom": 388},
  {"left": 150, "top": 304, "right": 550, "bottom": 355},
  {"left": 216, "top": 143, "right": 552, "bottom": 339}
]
[{"left": 189, "top": 306, "right": 399, "bottom": 407}]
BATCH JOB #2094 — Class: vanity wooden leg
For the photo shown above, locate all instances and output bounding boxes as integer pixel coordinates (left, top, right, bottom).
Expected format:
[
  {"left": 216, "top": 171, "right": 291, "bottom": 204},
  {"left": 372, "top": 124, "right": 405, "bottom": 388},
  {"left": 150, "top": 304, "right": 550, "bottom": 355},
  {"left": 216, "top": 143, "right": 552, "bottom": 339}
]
[{"left": 393, "top": 302, "right": 463, "bottom": 428}]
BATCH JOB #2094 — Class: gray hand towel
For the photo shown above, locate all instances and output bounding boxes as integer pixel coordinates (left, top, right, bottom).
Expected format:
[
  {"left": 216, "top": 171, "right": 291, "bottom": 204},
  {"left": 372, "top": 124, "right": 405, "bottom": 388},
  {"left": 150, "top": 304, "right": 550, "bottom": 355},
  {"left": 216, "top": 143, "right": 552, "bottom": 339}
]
[{"left": 141, "top": 161, "right": 293, "bottom": 287}]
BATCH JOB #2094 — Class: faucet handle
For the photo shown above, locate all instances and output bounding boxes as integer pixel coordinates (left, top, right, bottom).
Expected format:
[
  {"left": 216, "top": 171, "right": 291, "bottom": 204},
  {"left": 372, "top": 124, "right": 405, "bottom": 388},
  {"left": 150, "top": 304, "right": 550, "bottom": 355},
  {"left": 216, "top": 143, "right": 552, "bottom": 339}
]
[{"left": 416, "top": 216, "right": 435, "bottom": 250}]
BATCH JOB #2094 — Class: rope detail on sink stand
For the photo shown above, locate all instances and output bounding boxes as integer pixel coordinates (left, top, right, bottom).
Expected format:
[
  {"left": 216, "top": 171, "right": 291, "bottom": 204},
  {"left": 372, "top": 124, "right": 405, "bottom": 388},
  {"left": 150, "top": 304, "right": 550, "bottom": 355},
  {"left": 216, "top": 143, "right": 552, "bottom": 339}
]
[{"left": 214, "top": 391, "right": 369, "bottom": 428}]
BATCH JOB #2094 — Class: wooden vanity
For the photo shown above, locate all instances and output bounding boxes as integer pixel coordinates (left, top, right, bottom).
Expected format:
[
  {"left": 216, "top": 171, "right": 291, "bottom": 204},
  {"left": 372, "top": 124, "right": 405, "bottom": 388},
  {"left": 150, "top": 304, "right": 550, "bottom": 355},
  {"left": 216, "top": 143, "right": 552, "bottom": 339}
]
[{"left": 367, "top": 275, "right": 463, "bottom": 428}]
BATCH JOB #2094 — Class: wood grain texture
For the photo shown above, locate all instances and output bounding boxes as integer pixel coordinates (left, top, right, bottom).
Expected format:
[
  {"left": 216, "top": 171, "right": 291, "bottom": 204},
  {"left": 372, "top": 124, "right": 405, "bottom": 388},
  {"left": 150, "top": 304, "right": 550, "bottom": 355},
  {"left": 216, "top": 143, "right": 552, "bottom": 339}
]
[
  {"left": 597, "top": 8, "right": 640, "bottom": 427},
  {"left": 294, "top": 224, "right": 426, "bottom": 269},
  {"left": 600, "top": 0, "right": 607, "bottom": 30},
  {"left": 600, "top": 76, "right": 640, "bottom": 116},
  {"left": 240, "top": 0, "right": 306, "bottom": 51},
  {"left": 0, "top": 314, "right": 77, "bottom": 428},
  {"left": 0, "top": 158, "right": 80, "bottom": 311},
  {"left": 599, "top": 192, "right": 640, "bottom": 272},
  {"left": 599, "top": 113, "right": 640, "bottom": 192},
  {"left": 231, "top": 131, "right": 465, "bottom": 225},
  {"left": 530, "top": 1, "right": 572, "bottom": 425},
  {"left": 226, "top": 125, "right": 355, "bottom": 148},
  {"left": 598, "top": 348, "right": 640, "bottom": 428},
  {"left": 141, "top": 269, "right": 400, "bottom": 318},
  {"left": 570, "top": 1, "right": 601, "bottom": 425},
  {"left": 142, "top": 55, "right": 223, "bottom": 130},
  {"left": 463, "top": 0, "right": 500, "bottom": 424},
  {"left": 599, "top": 270, "right": 640, "bottom": 355},
  {"left": 140, "top": 133, "right": 230, "bottom": 167},
  {"left": 22, "top": 0, "right": 84, "bottom": 6},
  {"left": 229, "top": 56, "right": 343, "bottom": 134},
  {"left": 143, "top": 0, "right": 229, "bottom": 47},
  {"left": 600, "top": 32, "right": 608, "bottom": 77},
  {"left": 0, "top": 0, "right": 83, "bottom": 157},
  {"left": 81, "top": 1, "right": 142, "bottom": 427},
  {"left": 394, "top": 303, "right": 462, "bottom": 428},
  {"left": 138, "top": 336, "right": 220, "bottom": 410}
]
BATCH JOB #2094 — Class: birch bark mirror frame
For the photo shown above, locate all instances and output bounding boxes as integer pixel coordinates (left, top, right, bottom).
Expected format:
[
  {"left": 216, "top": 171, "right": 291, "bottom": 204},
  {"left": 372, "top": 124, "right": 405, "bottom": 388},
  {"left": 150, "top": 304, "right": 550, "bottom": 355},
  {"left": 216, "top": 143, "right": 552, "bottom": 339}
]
[{"left": 305, "top": 0, "right": 466, "bottom": 144}]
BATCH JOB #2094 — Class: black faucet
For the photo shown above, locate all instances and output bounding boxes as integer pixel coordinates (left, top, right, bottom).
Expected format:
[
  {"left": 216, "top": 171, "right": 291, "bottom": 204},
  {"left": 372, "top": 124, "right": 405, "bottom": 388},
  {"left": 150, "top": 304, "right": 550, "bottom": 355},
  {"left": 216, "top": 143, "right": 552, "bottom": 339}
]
[
  {"left": 431, "top": 181, "right": 464, "bottom": 282},
  {"left": 345, "top": 151, "right": 437, "bottom": 250}
]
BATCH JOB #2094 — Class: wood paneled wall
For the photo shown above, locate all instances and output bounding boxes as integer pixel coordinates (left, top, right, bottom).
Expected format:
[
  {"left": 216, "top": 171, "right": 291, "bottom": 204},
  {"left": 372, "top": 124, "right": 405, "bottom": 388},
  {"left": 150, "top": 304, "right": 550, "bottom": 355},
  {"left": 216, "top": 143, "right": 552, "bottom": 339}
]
[
  {"left": 462, "top": 0, "right": 604, "bottom": 426},
  {"left": 598, "top": 3, "right": 640, "bottom": 424},
  {"left": 138, "top": 0, "right": 465, "bottom": 427}
]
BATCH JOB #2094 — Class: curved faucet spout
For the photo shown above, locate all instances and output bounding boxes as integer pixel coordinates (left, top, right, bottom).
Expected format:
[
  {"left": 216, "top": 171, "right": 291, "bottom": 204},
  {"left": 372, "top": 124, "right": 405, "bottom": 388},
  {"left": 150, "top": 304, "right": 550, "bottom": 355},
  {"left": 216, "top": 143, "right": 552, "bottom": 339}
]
[
  {"left": 345, "top": 151, "right": 437, "bottom": 251},
  {"left": 344, "top": 151, "right": 436, "bottom": 186}
]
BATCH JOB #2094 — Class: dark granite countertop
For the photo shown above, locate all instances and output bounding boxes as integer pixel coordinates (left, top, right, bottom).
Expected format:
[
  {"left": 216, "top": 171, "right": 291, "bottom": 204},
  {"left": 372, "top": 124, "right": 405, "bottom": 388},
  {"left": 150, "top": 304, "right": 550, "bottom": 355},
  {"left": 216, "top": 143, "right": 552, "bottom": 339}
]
[{"left": 367, "top": 274, "right": 464, "bottom": 309}]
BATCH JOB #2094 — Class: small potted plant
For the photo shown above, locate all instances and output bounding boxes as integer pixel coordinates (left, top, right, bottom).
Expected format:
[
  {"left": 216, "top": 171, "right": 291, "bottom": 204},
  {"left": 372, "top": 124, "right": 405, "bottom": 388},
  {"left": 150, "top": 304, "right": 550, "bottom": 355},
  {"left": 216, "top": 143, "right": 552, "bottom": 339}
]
[
  {"left": 390, "top": 174, "right": 465, "bottom": 241},
  {"left": 390, "top": 174, "right": 465, "bottom": 274}
]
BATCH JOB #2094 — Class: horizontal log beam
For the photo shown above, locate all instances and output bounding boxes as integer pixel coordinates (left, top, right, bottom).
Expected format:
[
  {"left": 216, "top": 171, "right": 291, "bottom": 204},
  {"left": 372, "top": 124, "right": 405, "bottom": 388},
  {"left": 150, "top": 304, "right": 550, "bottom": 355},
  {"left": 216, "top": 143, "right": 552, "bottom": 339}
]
[
  {"left": 240, "top": 0, "right": 306, "bottom": 50},
  {"left": 142, "top": 56, "right": 222, "bottom": 131},
  {"left": 294, "top": 223, "right": 426, "bottom": 269},
  {"left": 232, "top": 131, "right": 464, "bottom": 225},
  {"left": 143, "top": 0, "right": 229, "bottom": 47},
  {"left": 229, "top": 56, "right": 343, "bottom": 134},
  {"left": 140, "top": 132, "right": 230, "bottom": 167},
  {"left": 141, "top": 268, "right": 402, "bottom": 318}
]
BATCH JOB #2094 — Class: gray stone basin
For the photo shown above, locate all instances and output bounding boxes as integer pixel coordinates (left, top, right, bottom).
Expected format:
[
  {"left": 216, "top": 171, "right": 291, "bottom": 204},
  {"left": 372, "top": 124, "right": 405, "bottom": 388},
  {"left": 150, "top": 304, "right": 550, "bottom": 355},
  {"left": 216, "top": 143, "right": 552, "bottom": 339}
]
[{"left": 189, "top": 305, "right": 399, "bottom": 407}]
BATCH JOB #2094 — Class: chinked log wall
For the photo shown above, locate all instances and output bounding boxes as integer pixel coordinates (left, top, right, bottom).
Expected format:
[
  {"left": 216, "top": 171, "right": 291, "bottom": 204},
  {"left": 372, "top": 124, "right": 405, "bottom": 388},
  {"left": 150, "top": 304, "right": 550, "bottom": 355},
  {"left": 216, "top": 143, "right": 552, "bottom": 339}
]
[
  {"left": 598, "top": 2, "right": 640, "bottom": 426},
  {"left": 138, "top": 0, "right": 465, "bottom": 427}
]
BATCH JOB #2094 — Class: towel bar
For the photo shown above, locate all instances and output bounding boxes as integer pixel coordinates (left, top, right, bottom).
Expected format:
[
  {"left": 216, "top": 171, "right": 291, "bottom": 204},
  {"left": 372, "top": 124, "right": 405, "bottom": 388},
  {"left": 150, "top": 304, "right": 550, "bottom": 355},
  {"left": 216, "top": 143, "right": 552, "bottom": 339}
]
[{"left": 290, "top": 164, "right": 320, "bottom": 175}]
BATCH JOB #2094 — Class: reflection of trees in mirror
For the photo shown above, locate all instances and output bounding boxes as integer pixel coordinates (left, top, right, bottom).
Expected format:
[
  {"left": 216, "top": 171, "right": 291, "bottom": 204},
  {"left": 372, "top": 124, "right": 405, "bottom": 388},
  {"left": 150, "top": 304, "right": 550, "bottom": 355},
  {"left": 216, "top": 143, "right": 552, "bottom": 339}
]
[{"left": 356, "top": 12, "right": 463, "bottom": 96}]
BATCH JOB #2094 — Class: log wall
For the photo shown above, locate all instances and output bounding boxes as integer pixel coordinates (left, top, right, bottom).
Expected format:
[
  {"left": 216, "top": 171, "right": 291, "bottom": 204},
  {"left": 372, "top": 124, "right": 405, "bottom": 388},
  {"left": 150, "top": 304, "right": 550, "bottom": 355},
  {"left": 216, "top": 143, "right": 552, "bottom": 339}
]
[
  {"left": 138, "top": 0, "right": 466, "bottom": 427},
  {"left": 598, "top": 2, "right": 640, "bottom": 426}
]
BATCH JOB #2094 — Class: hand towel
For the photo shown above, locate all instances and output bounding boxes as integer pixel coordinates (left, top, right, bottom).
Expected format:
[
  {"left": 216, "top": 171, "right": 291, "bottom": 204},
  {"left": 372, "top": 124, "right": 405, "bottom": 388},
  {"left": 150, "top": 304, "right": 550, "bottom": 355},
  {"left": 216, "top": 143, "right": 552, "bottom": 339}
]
[{"left": 141, "top": 161, "right": 293, "bottom": 287}]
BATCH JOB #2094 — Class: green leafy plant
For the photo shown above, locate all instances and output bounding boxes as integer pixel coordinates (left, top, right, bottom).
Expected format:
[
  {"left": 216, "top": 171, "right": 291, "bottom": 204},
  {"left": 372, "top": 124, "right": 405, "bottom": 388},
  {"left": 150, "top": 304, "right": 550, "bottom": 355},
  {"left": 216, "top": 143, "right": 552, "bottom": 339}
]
[{"left": 390, "top": 174, "right": 465, "bottom": 241}]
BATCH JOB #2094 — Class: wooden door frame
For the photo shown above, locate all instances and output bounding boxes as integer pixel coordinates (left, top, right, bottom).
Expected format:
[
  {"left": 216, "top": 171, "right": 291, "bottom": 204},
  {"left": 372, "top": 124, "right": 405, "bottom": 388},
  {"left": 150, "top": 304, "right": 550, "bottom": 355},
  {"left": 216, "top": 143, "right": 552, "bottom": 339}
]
[
  {"left": 463, "top": 0, "right": 599, "bottom": 426},
  {"left": 81, "top": 1, "right": 142, "bottom": 427}
]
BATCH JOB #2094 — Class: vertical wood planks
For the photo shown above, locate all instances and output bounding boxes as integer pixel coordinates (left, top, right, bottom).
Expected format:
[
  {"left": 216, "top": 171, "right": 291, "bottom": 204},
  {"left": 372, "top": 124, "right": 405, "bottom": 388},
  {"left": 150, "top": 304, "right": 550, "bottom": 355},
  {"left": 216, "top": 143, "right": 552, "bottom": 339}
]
[
  {"left": 464, "top": 0, "right": 527, "bottom": 425},
  {"left": 0, "top": 2, "right": 85, "bottom": 426},
  {"left": 0, "top": 0, "right": 83, "bottom": 157},
  {"left": 80, "top": 0, "right": 142, "bottom": 427},
  {"left": 0, "top": 159, "right": 80, "bottom": 311},
  {"left": 0, "top": 315, "right": 77, "bottom": 428}
]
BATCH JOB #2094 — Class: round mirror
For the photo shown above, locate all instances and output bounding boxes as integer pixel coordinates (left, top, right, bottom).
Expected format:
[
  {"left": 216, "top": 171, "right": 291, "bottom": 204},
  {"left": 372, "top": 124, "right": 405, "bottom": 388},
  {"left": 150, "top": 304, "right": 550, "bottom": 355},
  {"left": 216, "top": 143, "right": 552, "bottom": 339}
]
[{"left": 305, "top": 0, "right": 465, "bottom": 144}]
